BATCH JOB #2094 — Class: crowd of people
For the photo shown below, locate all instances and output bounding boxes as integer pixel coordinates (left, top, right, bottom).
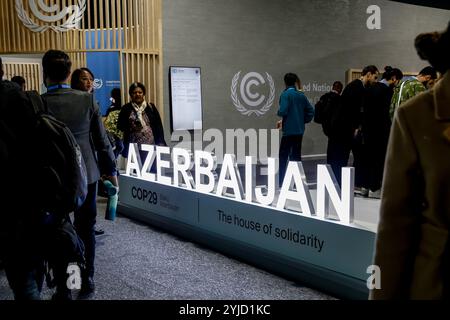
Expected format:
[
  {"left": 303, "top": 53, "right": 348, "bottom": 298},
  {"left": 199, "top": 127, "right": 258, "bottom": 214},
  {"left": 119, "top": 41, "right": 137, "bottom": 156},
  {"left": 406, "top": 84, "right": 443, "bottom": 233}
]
[
  {"left": 0, "top": 49, "right": 166, "bottom": 300},
  {"left": 312, "top": 64, "right": 439, "bottom": 198},
  {"left": 1, "top": 20, "right": 449, "bottom": 300},
  {"left": 274, "top": 22, "right": 450, "bottom": 299}
]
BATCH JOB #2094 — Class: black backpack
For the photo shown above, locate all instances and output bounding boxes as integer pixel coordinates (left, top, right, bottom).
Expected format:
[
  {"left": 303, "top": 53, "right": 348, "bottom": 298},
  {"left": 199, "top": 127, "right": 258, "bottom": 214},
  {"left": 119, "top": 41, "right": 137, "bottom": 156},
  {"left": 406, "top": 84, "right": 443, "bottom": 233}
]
[
  {"left": 41, "top": 214, "right": 86, "bottom": 290},
  {"left": 314, "top": 92, "right": 342, "bottom": 137},
  {"left": 26, "top": 91, "right": 88, "bottom": 216}
]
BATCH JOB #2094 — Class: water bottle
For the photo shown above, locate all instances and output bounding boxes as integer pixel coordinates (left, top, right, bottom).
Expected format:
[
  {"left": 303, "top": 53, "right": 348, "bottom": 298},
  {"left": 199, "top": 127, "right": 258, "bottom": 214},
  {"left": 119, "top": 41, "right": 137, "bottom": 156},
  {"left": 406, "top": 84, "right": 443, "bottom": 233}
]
[{"left": 103, "top": 180, "right": 118, "bottom": 221}]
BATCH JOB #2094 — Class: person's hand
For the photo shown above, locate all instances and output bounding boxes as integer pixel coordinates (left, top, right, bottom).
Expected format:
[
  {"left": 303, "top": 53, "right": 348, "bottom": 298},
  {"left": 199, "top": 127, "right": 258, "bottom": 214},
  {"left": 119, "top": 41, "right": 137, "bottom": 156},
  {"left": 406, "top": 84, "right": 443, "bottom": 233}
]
[
  {"left": 276, "top": 120, "right": 282, "bottom": 129},
  {"left": 104, "top": 175, "right": 119, "bottom": 188},
  {"left": 354, "top": 128, "right": 360, "bottom": 138}
]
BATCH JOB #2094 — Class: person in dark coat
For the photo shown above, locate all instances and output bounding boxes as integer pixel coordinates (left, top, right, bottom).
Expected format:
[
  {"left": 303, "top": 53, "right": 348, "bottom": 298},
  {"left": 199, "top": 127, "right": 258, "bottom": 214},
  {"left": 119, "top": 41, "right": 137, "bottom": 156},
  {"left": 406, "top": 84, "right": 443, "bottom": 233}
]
[
  {"left": 314, "top": 81, "right": 347, "bottom": 184},
  {"left": 340, "top": 65, "right": 379, "bottom": 196},
  {"left": 0, "top": 57, "right": 44, "bottom": 300},
  {"left": 118, "top": 82, "right": 166, "bottom": 162},
  {"left": 360, "top": 81, "right": 392, "bottom": 198}
]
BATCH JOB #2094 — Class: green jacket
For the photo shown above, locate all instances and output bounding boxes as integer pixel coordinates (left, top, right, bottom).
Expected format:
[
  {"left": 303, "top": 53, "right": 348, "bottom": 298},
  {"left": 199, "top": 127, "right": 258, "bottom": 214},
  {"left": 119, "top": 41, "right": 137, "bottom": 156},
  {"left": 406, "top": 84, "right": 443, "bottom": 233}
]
[{"left": 389, "top": 78, "right": 426, "bottom": 120}]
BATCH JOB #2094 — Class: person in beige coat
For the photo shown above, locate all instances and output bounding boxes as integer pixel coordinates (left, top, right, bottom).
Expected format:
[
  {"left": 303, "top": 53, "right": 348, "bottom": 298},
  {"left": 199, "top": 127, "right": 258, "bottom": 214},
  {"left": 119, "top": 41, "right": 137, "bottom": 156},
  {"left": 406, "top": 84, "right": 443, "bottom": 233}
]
[{"left": 370, "top": 22, "right": 450, "bottom": 300}]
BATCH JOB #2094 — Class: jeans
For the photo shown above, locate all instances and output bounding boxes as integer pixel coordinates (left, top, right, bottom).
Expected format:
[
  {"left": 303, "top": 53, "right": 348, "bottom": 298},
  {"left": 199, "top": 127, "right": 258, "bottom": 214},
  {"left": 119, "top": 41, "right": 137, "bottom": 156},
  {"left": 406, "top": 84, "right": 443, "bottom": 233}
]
[
  {"left": 327, "top": 138, "right": 352, "bottom": 186},
  {"left": 279, "top": 135, "right": 303, "bottom": 187},
  {"left": 4, "top": 263, "right": 42, "bottom": 300},
  {"left": 114, "top": 138, "right": 124, "bottom": 159},
  {"left": 2, "top": 218, "right": 44, "bottom": 300}
]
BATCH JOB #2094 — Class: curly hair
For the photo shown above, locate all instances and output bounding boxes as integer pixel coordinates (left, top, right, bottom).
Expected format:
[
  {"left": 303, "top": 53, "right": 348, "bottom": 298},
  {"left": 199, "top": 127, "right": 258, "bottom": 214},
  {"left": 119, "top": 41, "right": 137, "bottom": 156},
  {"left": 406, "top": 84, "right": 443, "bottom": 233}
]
[{"left": 415, "top": 22, "right": 450, "bottom": 73}]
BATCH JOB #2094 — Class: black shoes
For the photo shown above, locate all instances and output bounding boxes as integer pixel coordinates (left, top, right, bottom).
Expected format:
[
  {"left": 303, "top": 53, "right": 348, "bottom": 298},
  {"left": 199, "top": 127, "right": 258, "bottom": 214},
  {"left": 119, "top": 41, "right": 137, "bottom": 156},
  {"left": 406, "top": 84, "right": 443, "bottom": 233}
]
[
  {"left": 94, "top": 228, "right": 105, "bottom": 236},
  {"left": 78, "top": 276, "right": 95, "bottom": 299},
  {"left": 52, "top": 288, "right": 72, "bottom": 301}
]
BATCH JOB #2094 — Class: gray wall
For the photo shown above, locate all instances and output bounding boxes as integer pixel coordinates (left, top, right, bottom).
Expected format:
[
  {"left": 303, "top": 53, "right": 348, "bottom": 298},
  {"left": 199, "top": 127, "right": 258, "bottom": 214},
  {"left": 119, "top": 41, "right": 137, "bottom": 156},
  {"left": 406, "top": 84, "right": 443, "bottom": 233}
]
[{"left": 162, "top": 0, "right": 450, "bottom": 156}]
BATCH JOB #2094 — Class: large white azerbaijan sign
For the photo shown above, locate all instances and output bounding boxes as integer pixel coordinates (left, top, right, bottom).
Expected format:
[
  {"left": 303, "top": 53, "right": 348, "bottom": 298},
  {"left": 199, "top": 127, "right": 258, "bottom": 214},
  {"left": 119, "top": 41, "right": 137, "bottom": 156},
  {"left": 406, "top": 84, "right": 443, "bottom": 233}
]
[
  {"left": 126, "top": 144, "right": 355, "bottom": 225},
  {"left": 120, "top": 144, "right": 375, "bottom": 296}
]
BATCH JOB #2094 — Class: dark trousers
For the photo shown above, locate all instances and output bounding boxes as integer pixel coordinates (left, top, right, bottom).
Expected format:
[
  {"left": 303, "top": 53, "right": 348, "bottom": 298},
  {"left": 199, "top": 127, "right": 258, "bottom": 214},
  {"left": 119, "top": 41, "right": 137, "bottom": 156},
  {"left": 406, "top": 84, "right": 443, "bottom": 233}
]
[
  {"left": 74, "top": 182, "right": 98, "bottom": 279},
  {"left": 279, "top": 135, "right": 303, "bottom": 187},
  {"left": 351, "top": 136, "right": 367, "bottom": 188},
  {"left": 363, "top": 139, "right": 388, "bottom": 192},
  {"left": 114, "top": 139, "right": 124, "bottom": 159},
  {"left": 4, "top": 263, "right": 42, "bottom": 300},
  {"left": 327, "top": 138, "right": 352, "bottom": 186},
  {"left": 2, "top": 218, "right": 44, "bottom": 300}
]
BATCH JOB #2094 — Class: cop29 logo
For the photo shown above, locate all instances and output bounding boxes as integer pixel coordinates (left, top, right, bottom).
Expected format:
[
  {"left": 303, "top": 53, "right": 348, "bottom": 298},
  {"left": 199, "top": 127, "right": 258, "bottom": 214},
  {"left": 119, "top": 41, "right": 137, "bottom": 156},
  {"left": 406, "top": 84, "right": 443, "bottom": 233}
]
[
  {"left": 15, "top": 0, "right": 86, "bottom": 33},
  {"left": 231, "top": 71, "right": 275, "bottom": 117}
]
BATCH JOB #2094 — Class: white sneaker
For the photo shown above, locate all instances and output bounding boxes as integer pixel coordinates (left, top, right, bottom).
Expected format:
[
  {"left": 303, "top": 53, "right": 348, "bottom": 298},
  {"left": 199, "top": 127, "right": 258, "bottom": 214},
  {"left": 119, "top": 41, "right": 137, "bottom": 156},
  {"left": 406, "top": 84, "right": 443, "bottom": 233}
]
[
  {"left": 355, "top": 187, "right": 369, "bottom": 197},
  {"left": 368, "top": 189, "right": 381, "bottom": 199}
]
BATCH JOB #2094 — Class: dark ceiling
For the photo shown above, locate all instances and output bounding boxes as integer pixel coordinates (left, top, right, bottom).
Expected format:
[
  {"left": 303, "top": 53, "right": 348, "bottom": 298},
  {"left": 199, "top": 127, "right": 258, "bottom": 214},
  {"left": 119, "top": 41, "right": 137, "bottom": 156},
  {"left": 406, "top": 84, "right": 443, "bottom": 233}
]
[{"left": 389, "top": 0, "right": 450, "bottom": 10}]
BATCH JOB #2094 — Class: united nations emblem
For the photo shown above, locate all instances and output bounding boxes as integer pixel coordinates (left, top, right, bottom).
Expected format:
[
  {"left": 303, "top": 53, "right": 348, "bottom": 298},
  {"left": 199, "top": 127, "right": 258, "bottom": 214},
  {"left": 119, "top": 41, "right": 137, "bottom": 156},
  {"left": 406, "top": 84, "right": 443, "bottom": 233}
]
[{"left": 15, "top": 0, "right": 86, "bottom": 33}]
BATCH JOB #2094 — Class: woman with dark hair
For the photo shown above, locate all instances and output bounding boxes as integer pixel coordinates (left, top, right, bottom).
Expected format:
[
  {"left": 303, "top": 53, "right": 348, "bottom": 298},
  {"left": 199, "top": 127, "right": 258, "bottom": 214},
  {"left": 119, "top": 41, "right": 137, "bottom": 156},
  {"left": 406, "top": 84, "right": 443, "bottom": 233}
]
[
  {"left": 71, "top": 68, "right": 95, "bottom": 93},
  {"left": 371, "top": 22, "right": 450, "bottom": 300},
  {"left": 71, "top": 67, "right": 107, "bottom": 236},
  {"left": 118, "top": 82, "right": 166, "bottom": 160}
]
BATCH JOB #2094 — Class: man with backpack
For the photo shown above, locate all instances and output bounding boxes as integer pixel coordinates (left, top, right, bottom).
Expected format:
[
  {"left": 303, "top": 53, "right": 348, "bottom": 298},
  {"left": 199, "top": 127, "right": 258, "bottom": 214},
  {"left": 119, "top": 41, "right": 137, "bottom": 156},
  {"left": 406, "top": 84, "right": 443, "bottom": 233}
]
[
  {"left": 41, "top": 50, "right": 118, "bottom": 299},
  {"left": 0, "top": 57, "right": 45, "bottom": 300},
  {"left": 314, "top": 81, "right": 346, "bottom": 184}
]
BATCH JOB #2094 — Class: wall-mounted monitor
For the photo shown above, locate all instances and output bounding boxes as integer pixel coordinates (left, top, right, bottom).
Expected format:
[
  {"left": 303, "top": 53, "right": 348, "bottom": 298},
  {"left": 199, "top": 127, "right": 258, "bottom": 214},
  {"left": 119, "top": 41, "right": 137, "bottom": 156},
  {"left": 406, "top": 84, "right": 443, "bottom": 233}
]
[{"left": 169, "top": 66, "right": 203, "bottom": 132}]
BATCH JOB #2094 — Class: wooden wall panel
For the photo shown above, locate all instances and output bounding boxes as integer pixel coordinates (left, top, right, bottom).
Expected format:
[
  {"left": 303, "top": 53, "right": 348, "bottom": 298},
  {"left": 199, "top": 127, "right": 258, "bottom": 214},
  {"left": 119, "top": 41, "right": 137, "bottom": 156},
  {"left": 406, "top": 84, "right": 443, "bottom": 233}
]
[
  {"left": 1, "top": 0, "right": 162, "bottom": 116},
  {"left": 3, "top": 62, "right": 42, "bottom": 92}
]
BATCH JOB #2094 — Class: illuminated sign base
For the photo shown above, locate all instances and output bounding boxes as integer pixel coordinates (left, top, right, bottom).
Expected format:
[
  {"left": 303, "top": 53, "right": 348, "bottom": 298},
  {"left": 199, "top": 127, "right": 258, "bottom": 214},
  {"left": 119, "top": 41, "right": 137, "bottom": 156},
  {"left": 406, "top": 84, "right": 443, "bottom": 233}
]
[{"left": 118, "top": 175, "right": 377, "bottom": 300}]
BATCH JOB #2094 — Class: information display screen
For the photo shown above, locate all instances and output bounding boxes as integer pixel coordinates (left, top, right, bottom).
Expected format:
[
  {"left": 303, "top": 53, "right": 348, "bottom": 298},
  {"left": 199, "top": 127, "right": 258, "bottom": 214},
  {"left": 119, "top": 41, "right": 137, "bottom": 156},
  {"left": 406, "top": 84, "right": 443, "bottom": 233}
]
[{"left": 169, "top": 66, "right": 203, "bottom": 132}]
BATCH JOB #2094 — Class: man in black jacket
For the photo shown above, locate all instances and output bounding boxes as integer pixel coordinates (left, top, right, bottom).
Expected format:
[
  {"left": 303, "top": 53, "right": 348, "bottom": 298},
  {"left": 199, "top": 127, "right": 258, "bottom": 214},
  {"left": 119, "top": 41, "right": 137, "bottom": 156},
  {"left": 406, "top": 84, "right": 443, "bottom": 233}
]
[
  {"left": 314, "top": 81, "right": 346, "bottom": 184},
  {"left": 340, "top": 65, "right": 379, "bottom": 196},
  {"left": 360, "top": 80, "right": 392, "bottom": 198}
]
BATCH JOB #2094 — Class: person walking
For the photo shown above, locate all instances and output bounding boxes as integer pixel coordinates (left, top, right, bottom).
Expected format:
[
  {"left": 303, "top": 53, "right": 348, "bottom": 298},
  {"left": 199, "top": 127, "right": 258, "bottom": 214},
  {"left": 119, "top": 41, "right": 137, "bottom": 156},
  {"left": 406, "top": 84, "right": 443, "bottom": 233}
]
[{"left": 0, "top": 57, "right": 44, "bottom": 300}]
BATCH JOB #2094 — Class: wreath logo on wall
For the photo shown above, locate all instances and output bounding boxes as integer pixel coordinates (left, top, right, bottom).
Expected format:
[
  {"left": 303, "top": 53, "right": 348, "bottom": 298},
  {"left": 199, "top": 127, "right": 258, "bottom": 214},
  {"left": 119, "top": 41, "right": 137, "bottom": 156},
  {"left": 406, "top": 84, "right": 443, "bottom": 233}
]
[
  {"left": 15, "top": 0, "right": 86, "bottom": 33},
  {"left": 231, "top": 71, "right": 275, "bottom": 117}
]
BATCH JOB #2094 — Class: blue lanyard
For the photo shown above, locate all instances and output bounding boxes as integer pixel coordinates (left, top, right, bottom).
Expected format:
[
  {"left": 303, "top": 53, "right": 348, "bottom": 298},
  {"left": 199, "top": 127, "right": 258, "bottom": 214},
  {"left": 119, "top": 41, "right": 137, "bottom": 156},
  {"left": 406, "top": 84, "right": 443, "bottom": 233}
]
[{"left": 46, "top": 84, "right": 71, "bottom": 92}]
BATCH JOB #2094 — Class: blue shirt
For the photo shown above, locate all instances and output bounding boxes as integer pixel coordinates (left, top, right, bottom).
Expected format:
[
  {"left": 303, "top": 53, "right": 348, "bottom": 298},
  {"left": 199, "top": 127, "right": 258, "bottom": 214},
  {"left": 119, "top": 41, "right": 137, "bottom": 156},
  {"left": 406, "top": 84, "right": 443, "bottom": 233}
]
[{"left": 277, "top": 87, "right": 314, "bottom": 136}]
